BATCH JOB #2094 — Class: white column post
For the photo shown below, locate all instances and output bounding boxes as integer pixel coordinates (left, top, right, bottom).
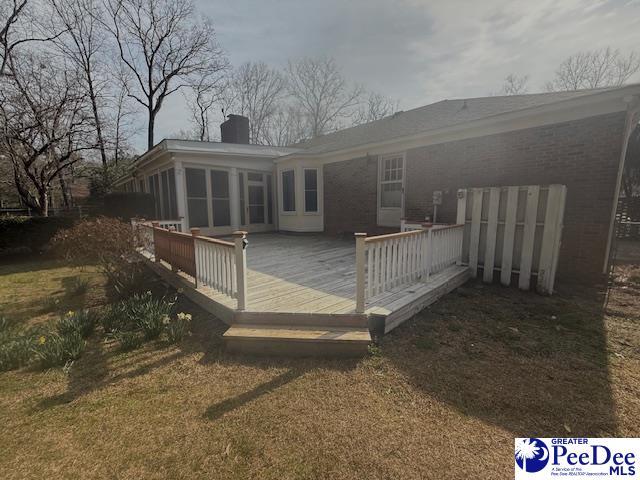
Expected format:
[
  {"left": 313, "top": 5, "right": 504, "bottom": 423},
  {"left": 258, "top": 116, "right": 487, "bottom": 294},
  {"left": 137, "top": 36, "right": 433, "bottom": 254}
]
[
  {"left": 174, "top": 158, "right": 187, "bottom": 231},
  {"left": 355, "top": 233, "right": 367, "bottom": 314},
  {"left": 229, "top": 167, "right": 241, "bottom": 230},
  {"left": 233, "top": 231, "right": 248, "bottom": 311}
]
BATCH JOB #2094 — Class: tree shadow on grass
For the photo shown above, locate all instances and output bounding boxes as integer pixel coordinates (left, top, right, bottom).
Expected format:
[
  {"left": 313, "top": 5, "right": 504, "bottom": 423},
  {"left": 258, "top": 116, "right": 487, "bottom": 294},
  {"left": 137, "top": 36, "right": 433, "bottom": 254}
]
[
  {"left": 203, "top": 368, "right": 306, "bottom": 421},
  {"left": 385, "top": 280, "right": 617, "bottom": 437}
]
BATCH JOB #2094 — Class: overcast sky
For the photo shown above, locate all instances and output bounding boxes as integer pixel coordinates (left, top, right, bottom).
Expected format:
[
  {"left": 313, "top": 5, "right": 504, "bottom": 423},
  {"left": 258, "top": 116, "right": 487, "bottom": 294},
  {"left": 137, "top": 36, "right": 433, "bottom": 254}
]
[{"left": 151, "top": 0, "right": 640, "bottom": 148}]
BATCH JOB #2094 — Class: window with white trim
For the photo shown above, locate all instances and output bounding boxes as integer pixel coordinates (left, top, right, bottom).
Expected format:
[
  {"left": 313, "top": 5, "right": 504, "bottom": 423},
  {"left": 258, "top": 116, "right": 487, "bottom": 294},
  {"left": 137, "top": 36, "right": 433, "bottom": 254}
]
[
  {"left": 304, "top": 168, "right": 318, "bottom": 213},
  {"left": 380, "top": 155, "right": 403, "bottom": 208},
  {"left": 282, "top": 169, "right": 295, "bottom": 212}
]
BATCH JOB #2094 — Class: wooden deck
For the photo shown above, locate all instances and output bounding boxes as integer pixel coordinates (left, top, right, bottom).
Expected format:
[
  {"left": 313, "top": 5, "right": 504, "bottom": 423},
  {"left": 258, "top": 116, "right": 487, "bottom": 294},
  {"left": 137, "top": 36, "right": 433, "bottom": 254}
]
[{"left": 150, "top": 234, "right": 468, "bottom": 325}]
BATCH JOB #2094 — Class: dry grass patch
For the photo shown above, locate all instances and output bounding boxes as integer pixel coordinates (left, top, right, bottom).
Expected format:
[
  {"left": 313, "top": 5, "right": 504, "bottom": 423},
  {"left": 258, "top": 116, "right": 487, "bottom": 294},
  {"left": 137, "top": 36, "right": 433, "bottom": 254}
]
[
  {"left": 0, "top": 258, "right": 639, "bottom": 479},
  {"left": 0, "top": 257, "right": 106, "bottom": 326}
]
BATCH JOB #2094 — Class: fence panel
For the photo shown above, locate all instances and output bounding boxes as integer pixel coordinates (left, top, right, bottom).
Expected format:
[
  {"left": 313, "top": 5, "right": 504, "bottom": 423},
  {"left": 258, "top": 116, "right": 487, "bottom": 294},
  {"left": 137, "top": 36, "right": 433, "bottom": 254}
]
[{"left": 457, "top": 184, "right": 566, "bottom": 294}]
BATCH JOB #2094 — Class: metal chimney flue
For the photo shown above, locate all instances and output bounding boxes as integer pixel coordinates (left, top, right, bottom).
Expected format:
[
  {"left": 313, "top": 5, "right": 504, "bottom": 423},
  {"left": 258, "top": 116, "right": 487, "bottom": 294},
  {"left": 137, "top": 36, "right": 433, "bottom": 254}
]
[{"left": 220, "top": 114, "right": 250, "bottom": 144}]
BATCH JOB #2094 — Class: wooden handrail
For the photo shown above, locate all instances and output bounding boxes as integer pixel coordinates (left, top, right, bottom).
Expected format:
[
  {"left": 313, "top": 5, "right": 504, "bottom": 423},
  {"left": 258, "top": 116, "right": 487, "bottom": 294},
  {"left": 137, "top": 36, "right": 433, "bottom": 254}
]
[
  {"left": 193, "top": 235, "right": 234, "bottom": 248},
  {"left": 431, "top": 224, "right": 465, "bottom": 232},
  {"left": 153, "top": 226, "right": 193, "bottom": 239},
  {"left": 364, "top": 229, "right": 424, "bottom": 244}
]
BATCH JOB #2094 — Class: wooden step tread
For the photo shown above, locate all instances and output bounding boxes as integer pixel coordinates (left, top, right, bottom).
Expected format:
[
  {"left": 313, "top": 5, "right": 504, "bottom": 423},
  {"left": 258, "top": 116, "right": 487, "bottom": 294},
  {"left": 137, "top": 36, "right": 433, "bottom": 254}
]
[{"left": 223, "top": 325, "right": 371, "bottom": 343}]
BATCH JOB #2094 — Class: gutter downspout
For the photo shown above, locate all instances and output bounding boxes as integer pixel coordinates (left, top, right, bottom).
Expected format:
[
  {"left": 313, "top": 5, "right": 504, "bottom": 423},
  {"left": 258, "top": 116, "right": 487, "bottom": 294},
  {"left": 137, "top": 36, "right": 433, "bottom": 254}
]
[{"left": 603, "top": 95, "right": 640, "bottom": 274}]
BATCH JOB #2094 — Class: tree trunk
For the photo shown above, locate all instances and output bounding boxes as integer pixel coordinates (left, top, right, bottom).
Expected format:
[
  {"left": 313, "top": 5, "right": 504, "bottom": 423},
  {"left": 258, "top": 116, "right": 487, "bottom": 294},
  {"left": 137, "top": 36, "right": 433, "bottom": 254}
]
[
  {"left": 148, "top": 108, "right": 155, "bottom": 150},
  {"left": 59, "top": 174, "right": 71, "bottom": 208},
  {"left": 37, "top": 188, "right": 48, "bottom": 217}
]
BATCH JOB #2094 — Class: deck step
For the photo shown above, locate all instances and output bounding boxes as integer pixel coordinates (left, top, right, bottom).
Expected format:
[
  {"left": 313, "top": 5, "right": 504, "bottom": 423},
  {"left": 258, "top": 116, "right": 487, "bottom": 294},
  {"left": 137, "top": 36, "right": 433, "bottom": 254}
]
[
  {"left": 232, "top": 311, "right": 368, "bottom": 328},
  {"left": 223, "top": 325, "right": 371, "bottom": 357}
]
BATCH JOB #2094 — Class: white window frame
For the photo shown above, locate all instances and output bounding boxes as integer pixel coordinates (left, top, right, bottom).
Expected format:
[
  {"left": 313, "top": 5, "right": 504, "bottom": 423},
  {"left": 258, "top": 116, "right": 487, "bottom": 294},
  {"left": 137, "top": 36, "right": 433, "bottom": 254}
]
[
  {"left": 377, "top": 152, "right": 406, "bottom": 227},
  {"left": 280, "top": 168, "right": 296, "bottom": 215},
  {"left": 303, "top": 168, "right": 319, "bottom": 214}
]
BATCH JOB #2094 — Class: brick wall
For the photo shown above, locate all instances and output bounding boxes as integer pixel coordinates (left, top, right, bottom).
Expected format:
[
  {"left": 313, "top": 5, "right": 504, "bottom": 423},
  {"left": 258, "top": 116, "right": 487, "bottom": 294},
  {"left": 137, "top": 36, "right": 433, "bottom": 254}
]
[
  {"left": 323, "top": 112, "right": 628, "bottom": 282},
  {"left": 324, "top": 155, "right": 394, "bottom": 236}
]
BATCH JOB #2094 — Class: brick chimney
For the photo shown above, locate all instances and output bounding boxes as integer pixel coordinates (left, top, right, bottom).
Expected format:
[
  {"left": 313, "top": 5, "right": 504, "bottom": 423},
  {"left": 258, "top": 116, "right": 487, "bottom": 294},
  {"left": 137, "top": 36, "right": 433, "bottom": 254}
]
[{"left": 220, "top": 114, "right": 250, "bottom": 144}]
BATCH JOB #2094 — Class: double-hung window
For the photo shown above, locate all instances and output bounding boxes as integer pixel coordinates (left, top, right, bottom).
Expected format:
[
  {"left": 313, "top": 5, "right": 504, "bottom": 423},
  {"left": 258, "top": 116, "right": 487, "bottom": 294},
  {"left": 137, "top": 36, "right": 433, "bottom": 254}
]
[
  {"left": 380, "top": 155, "right": 404, "bottom": 208},
  {"left": 282, "top": 169, "right": 295, "bottom": 212},
  {"left": 304, "top": 169, "right": 318, "bottom": 213}
]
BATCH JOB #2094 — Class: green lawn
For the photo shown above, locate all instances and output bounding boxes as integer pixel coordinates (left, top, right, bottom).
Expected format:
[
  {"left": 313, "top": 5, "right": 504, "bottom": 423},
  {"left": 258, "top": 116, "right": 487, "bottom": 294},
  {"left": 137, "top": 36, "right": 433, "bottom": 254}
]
[{"left": 1, "top": 257, "right": 639, "bottom": 479}]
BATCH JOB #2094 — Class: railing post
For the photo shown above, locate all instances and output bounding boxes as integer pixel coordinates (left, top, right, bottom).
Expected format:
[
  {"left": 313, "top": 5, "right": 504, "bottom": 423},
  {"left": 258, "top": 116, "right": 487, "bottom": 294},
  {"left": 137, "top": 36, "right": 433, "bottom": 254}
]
[
  {"left": 426, "top": 227, "right": 433, "bottom": 281},
  {"left": 355, "top": 233, "right": 367, "bottom": 314},
  {"left": 168, "top": 226, "right": 178, "bottom": 272},
  {"left": 190, "top": 228, "right": 201, "bottom": 287},
  {"left": 151, "top": 221, "right": 160, "bottom": 262},
  {"left": 233, "top": 231, "right": 248, "bottom": 311}
]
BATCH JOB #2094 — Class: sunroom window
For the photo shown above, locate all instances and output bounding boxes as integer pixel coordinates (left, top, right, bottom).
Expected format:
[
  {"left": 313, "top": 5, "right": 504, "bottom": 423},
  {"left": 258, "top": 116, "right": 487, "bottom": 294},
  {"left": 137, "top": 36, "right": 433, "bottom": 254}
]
[
  {"left": 185, "top": 168, "right": 208, "bottom": 228},
  {"left": 282, "top": 170, "right": 295, "bottom": 212},
  {"left": 304, "top": 169, "right": 318, "bottom": 213}
]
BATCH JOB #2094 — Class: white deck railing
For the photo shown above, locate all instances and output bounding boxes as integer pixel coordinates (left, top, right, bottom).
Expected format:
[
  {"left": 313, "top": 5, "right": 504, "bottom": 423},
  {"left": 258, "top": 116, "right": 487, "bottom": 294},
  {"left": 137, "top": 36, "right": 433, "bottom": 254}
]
[
  {"left": 194, "top": 236, "right": 237, "bottom": 298},
  {"left": 157, "top": 219, "right": 185, "bottom": 232},
  {"left": 131, "top": 220, "right": 248, "bottom": 311},
  {"left": 355, "top": 224, "right": 464, "bottom": 313}
]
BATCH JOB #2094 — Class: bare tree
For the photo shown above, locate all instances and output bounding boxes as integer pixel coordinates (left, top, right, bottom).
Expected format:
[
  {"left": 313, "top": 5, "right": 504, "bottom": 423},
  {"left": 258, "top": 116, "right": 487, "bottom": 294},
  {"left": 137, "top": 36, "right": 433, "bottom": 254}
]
[
  {"left": 287, "top": 56, "right": 363, "bottom": 137},
  {"left": 1, "top": 0, "right": 64, "bottom": 76},
  {"left": 546, "top": 47, "right": 640, "bottom": 91},
  {"left": 352, "top": 91, "right": 398, "bottom": 125},
  {"left": 0, "top": 53, "right": 95, "bottom": 215},
  {"left": 223, "top": 62, "right": 287, "bottom": 144},
  {"left": 103, "top": 0, "right": 228, "bottom": 150},
  {"left": 50, "top": 0, "right": 111, "bottom": 169},
  {"left": 0, "top": 0, "right": 27, "bottom": 76},
  {"left": 499, "top": 73, "right": 529, "bottom": 95},
  {"left": 262, "top": 105, "right": 307, "bottom": 146},
  {"left": 186, "top": 72, "right": 225, "bottom": 141},
  {"left": 110, "top": 78, "right": 138, "bottom": 164}
]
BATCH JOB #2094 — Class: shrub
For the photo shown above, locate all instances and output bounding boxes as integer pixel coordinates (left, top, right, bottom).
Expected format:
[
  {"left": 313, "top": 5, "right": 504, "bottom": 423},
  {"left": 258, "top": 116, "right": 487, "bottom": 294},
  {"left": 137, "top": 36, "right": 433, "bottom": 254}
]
[
  {"left": 128, "top": 291, "right": 174, "bottom": 340},
  {"left": 0, "top": 216, "right": 75, "bottom": 255},
  {"left": 0, "top": 335, "right": 33, "bottom": 371},
  {"left": 100, "top": 301, "right": 132, "bottom": 334},
  {"left": 166, "top": 312, "right": 192, "bottom": 344},
  {"left": 112, "top": 330, "right": 144, "bottom": 351},
  {"left": 0, "top": 317, "right": 37, "bottom": 371},
  {"left": 32, "top": 330, "right": 85, "bottom": 369},
  {"left": 50, "top": 217, "right": 142, "bottom": 298},
  {"left": 67, "top": 277, "right": 89, "bottom": 297},
  {"left": 102, "top": 291, "right": 174, "bottom": 341},
  {"left": 56, "top": 310, "right": 96, "bottom": 339}
]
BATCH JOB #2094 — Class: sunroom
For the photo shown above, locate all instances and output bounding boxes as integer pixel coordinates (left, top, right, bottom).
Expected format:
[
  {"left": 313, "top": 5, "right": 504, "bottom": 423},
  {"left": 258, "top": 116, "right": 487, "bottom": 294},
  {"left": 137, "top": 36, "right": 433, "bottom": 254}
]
[{"left": 119, "top": 138, "right": 297, "bottom": 235}]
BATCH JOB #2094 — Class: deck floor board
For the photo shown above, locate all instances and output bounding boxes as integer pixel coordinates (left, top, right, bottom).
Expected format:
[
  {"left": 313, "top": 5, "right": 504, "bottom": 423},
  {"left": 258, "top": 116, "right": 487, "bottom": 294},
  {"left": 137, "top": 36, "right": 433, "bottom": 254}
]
[
  {"left": 144, "top": 233, "right": 469, "bottom": 332},
  {"left": 239, "top": 233, "right": 467, "bottom": 315}
]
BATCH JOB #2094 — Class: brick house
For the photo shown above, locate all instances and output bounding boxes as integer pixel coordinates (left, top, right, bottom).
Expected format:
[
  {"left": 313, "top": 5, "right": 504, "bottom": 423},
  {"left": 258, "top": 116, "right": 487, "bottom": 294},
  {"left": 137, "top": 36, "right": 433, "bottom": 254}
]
[{"left": 121, "top": 85, "right": 640, "bottom": 285}]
